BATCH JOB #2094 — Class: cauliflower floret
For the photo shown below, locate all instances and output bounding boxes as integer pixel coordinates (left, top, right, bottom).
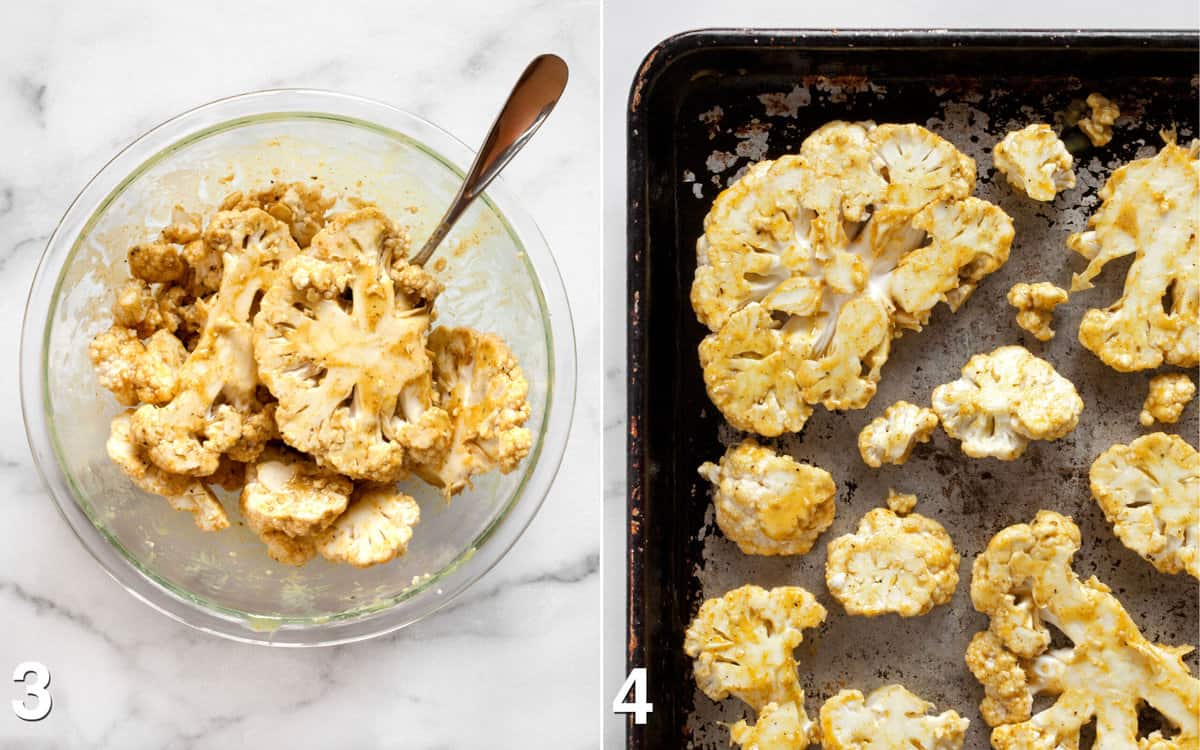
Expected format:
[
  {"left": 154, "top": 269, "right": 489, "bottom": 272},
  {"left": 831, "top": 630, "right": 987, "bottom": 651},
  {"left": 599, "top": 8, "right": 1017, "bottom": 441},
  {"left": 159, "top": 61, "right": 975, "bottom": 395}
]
[
  {"left": 112, "top": 278, "right": 209, "bottom": 345},
  {"left": 220, "top": 182, "right": 336, "bottom": 248},
  {"left": 240, "top": 446, "right": 352, "bottom": 540},
  {"left": 1006, "top": 282, "right": 1069, "bottom": 342},
  {"left": 966, "top": 510, "right": 1200, "bottom": 747},
  {"left": 128, "top": 240, "right": 187, "bottom": 283},
  {"left": 315, "top": 483, "right": 420, "bottom": 568},
  {"left": 857, "top": 400, "right": 938, "bottom": 467},
  {"left": 254, "top": 209, "right": 451, "bottom": 482},
  {"left": 89, "top": 327, "right": 187, "bottom": 406},
  {"left": 683, "top": 584, "right": 826, "bottom": 745},
  {"left": 1078, "top": 93, "right": 1119, "bottom": 147},
  {"left": 691, "top": 121, "right": 1013, "bottom": 436},
  {"left": 1067, "top": 137, "right": 1199, "bottom": 371},
  {"left": 992, "top": 124, "right": 1076, "bottom": 201},
  {"left": 130, "top": 209, "right": 297, "bottom": 476},
  {"left": 106, "top": 412, "right": 229, "bottom": 531},
  {"left": 1089, "top": 433, "right": 1199, "bottom": 578},
  {"left": 931, "top": 345, "right": 1083, "bottom": 460},
  {"left": 819, "top": 684, "right": 969, "bottom": 750},
  {"left": 1140, "top": 373, "right": 1196, "bottom": 426},
  {"left": 413, "top": 327, "right": 532, "bottom": 497},
  {"left": 886, "top": 488, "right": 917, "bottom": 515},
  {"left": 825, "top": 504, "right": 959, "bottom": 617},
  {"left": 730, "top": 700, "right": 812, "bottom": 750},
  {"left": 697, "top": 438, "right": 836, "bottom": 556}
]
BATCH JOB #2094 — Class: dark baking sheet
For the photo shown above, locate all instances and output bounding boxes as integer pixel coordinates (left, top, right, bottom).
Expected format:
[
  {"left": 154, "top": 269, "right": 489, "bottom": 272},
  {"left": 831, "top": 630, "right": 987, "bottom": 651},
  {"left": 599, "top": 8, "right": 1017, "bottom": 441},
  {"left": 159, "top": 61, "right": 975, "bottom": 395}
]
[{"left": 626, "top": 29, "right": 1199, "bottom": 749}]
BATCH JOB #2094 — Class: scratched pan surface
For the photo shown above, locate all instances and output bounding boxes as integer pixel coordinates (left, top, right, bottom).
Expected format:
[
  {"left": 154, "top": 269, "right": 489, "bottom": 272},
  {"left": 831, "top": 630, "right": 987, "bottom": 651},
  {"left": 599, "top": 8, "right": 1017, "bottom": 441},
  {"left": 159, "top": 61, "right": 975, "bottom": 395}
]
[{"left": 626, "top": 30, "right": 1199, "bottom": 749}]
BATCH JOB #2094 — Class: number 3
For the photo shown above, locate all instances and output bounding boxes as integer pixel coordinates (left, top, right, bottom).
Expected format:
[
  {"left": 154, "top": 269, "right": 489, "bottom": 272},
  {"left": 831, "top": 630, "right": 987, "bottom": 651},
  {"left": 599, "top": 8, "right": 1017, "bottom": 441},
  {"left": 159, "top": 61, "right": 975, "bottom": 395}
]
[
  {"left": 12, "top": 662, "right": 51, "bottom": 722},
  {"left": 612, "top": 667, "right": 653, "bottom": 725}
]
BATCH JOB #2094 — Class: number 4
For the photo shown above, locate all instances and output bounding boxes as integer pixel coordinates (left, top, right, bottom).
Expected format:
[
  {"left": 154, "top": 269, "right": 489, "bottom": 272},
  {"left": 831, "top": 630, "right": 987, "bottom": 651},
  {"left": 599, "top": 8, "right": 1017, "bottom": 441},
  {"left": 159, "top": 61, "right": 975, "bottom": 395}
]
[
  {"left": 12, "top": 662, "right": 51, "bottom": 722},
  {"left": 612, "top": 667, "right": 653, "bottom": 725}
]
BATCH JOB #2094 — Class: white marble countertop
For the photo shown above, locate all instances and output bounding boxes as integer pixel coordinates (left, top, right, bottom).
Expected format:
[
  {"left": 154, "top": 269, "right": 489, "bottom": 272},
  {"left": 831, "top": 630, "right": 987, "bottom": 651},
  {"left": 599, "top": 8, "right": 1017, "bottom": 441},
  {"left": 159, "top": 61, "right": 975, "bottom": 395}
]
[{"left": 1, "top": 0, "right": 600, "bottom": 747}]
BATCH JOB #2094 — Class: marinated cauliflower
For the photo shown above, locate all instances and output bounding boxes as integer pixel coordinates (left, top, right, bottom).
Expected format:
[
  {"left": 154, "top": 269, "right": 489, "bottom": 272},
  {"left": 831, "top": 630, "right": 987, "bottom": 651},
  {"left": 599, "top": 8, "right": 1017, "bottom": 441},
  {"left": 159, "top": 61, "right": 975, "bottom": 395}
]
[
  {"left": 413, "top": 327, "right": 532, "bottom": 497},
  {"left": 1006, "top": 282, "right": 1068, "bottom": 342},
  {"left": 89, "top": 327, "right": 187, "bottom": 406},
  {"left": 1067, "top": 136, "right": 1199, "bottom": 371},
  {"left": 825, "top": 504, "right": 959, "bottom": 617},
  {"left": 819, "top": 684, "right": 969, "bottom": 750},
  {"left": 254, "top": 209, "right": 451, "bottom": 482},
  {"left": 931, "top": 345, "right": 1083, "bottom": 460},
  {"left": 1140, "top": 372, "right": 1196, "bottom": 426},
  {"left": 857, "top": 400, "right": 938, "bottom": 467},
  {"left": 240, "top": 446, "right": 352, "bottom": 540},
  {"left": 885, "top": 489, "right": 917, "bottom": 515},
  {"left": 965, "top": 510, "right": 1199, "bottom": 747},
  {"left": 992, "top": 124, "right": 1076, "bottom": 201},
  {"left": 1089, "top": 433, "right": 1199, "bottom": 578},
  {"left": 684, "top": 584, "right": 826, "bottom": 747},
  {"left": 697, "top": 439, "right": 836, "bottom": 556},
  {"left": 315, "top": 483, "right": 420, "bottom": 568},
  {"left": 730, "top": 700, "right": 812, "bottom": 750},
  {"left": 1078, "top": 93, "right": 1119, "bottom": 147},
  {"left": 692, "top": 121, "right": 1013, "bottom": 436},
  {"left": 219, "top": 181, "right": 336, "bottom": 248}
]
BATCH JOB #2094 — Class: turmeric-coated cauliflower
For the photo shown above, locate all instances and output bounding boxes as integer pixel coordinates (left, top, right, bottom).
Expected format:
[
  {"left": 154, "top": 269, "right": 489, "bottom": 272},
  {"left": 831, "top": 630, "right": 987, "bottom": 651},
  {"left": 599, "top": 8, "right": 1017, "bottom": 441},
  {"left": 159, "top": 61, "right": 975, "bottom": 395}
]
[
  {"left": 254, "top": 209, "right": 451, "bottom": 482},
  {"left": 1078, "top": 93, "right": 1119, "bottom": 147},
  {"left": 1089, "top": 432, "right": 1199, "bottom": 579},
  {"left": 697, "top": 439, "right": 836, "bottom": 556},
  {"left": 413, "top": 327, "right": 532, "bottom": 497},
  {"left": 1067, "top": 136, "right": 1199, "bottom": 371},
  {"left": 966, "top": 510, "right": 1200, "bottom": 748},
  {"left": 89, "top": 327, "right": 188, "bottom": 406},
  {"left": 691, "top": 121, "right": 1013, "bottom": 436},
  {"left": 825, "top": 505, "right": 959, "bottom": 617},
  {"left": 1140, "top": 372, "right": 1196, "bottom": 426},
  {"left": 1006, "top": 282, "right": 1069, "bottom": 342},
  {"left": 992, "top": 124, "right": 1076, "bottom": 201},
  {"left": 886, "top": 488, "right": 917, "bottom": 515},
  {"left": 684, "top": 584, "right": 826, "bottom": 747},
  {"left": 819, "top": 684, "right": 969, "bottom": 750},
  {"left": 857, "top": 400, "right": 938, "bottom": 467},
  {"left": 729, "top": 700, "right": 812, "bottom": 750},
  {"left": 129, "top": 208, "right": 296, "bottom": 476},
  {"left": 315, "top": 483, "right": 420, "bottom": 568},
  {"left": 240, "top": 446, "right": 352, "bottom": 540},
  {"left": 106, "top": 412, "right": 229, "bottom": 531},
  {"left": 931, "top": 345, "right": 1083, "bottom": 460},
  {"left": 219, "top": 181, "right": 335, "bottom": 248}
]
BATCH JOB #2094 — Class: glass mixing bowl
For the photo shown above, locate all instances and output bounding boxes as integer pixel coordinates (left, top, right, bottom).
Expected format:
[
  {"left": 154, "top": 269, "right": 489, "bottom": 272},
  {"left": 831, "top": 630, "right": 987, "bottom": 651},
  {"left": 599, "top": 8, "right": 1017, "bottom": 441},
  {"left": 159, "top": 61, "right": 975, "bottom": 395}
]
[{"left": 20, "top": 90, "right": 576, "bottom": 645}]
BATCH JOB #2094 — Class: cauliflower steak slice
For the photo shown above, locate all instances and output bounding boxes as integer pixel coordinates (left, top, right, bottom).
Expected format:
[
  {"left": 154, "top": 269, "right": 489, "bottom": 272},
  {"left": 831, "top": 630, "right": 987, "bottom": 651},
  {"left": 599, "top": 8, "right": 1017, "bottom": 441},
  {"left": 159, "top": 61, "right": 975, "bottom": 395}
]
[
  {"left": 692, "top": 121, "right": 1013, "bottom": 436},
  {"left": 992, "top": 124, "right": 1076, "bottom": 202},
  {"left": 254, "top": 209, "right": 451, "bottom": 482},
  {"left": 857, "top": 400, "right": 938, "bottom": 468},
  {"left": 1090, "top": 433, "right": 1199, "bottom": 579},
  {"left": 966, "top": 511, "right": 1200, "bottom": 747},
  {"left": 698, "top": 438, "right": 836, "bottom": 556},
  {"left": 316, "top": 483, "right": 420, "bottom": 568},
  {"left": 1067, "top": 137, "right": 1199, "bottom": 371},
  {"left": 413, "top": 327, "right": 532, "bottom": 497},
  {"left": 819, "top": 684, "right": 969, "bottom": 750},
  {"left": 931, "top": 345, "right": 1083, "bottom": 460}
]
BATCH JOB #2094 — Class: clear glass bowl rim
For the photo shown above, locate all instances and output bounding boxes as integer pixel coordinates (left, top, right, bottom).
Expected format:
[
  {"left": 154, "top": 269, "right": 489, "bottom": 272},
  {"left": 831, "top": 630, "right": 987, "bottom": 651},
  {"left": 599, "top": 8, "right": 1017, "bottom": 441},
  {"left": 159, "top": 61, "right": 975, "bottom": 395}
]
[{"left": 19, "top": 88, "right": 577, "bottom": 647}]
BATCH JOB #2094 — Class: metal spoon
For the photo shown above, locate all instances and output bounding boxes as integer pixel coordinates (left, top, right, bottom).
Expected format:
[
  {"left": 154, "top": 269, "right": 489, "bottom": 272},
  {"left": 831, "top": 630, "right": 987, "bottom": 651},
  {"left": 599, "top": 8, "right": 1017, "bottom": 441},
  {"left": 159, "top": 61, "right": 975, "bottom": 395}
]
[{"left": 411, "top": 54, "right": 569, "bottom": 266}]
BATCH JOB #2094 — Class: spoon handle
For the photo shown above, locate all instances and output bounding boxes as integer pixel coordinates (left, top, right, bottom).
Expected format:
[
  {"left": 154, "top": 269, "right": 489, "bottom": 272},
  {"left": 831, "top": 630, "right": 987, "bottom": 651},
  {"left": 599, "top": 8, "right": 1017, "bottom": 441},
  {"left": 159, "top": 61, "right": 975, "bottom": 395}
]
[{"left": 412, "top": 54, "right": 569, "bottom": 266}]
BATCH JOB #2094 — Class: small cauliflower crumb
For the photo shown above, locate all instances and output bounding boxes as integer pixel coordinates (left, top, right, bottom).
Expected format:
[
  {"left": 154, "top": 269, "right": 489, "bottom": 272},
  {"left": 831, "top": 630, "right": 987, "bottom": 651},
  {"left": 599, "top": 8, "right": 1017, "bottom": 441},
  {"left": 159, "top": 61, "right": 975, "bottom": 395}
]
[
  {"left": 1078, "top": 93, "right": 1119, "bottom": 147},
  {"left": 825, "top": 503, "right": 959, "bottom": 617},
  {"left": 886, "top": 489, "right": 917, "bottom": 515},
  {"left": 857, "top": 401, "right": 938, "bottom": 467},
  {"left": 1089, "top": 432, "right": 1199, "bottom": 578},
  {"left": 1140, "top": 373, "right": 1196, "bottom": 426},
  {"left": 1006, "top": 282, "right": 1069, "bottom": 341},
  {"left": 698, "top": 439, "right": 836, "bottom": 556},
  {"left": 992, "top": 124, "right": 1075, "bottom": 201},
  {"left": 820, "top": 684, "right": 969, "bottom": 750}
]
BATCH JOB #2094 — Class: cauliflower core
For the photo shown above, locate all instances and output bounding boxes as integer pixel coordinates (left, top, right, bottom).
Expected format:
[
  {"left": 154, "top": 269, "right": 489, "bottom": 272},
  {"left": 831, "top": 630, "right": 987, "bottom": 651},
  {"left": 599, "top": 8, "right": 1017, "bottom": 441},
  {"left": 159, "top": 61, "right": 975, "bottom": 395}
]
[
  {"left": 966, "top": 510, "right": 1199, "bottom": 747},
  {"left": 1090, "top": 433, "right": 1199, "bottom": 579},
  {"left": 254, "top": 209, "right": 451, "bottom": 482},
  {"left": 684, "top": 584, "right": 826, "bottom": 748},
  {"left": 1078, "top": 93, "right": 1119, "bottom": 147},
  {"left": 1067, "top": 137, "right": 1199, "bottom": 371},
  {"left": 692, "top": 121, "right": 1014, "bottom": 436},
  {"left": 992, "top": 124, "right": 1076, "bottom": 201},
  {"left": 413, "top": 327, "right": 532, "bottom": 497},
  {"left": 819, "top": 684, "right": 969, "bottom": 750},
  {"left": 1140, "top": 373, "right": 1196, "bottom": 426},
  {"left": 857, "top": 400, "right": 938, "bottom": 467},
  {"left": 931, "top": 346, "right": 1083, "bottom": 460},
  {"left": 698, "top": 439, "right": 836, "bottom": 556},
  {"left": 825, "top": 505, "right": 959, "bottom": 617},
  {"left": 1006, "top": 282, "right": 1069, "bottom": 342}
]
